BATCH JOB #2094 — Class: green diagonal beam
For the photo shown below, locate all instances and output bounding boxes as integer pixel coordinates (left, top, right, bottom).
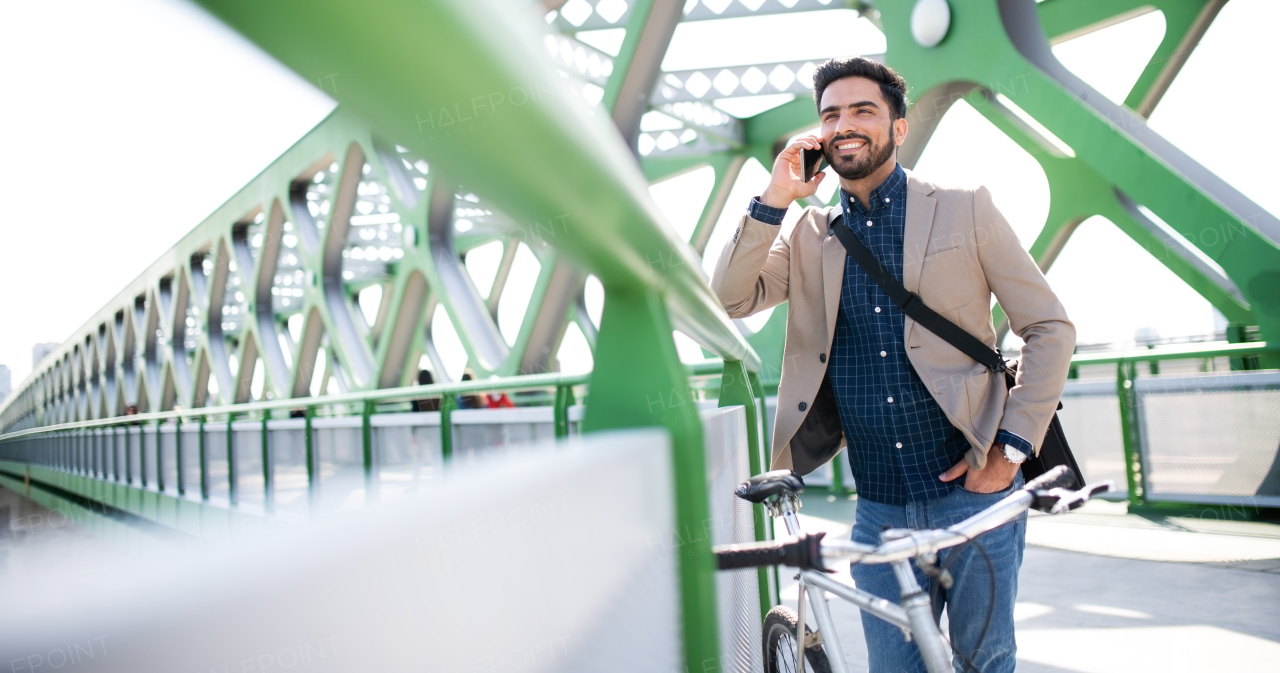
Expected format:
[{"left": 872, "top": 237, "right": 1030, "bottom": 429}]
[
  {"left": 957, "top": 90, "right": 1254, "bottom": 335},
  {"left": 874, "top": 0, "right": 1280, "bottom": 357},
  {"left": 1036, "top": 0, "right": 1225, "bottom": 117},
  {"left": 193, "top": 0, "right": 757, "bottom": 370},
  {"left": 189, "top": 1, "right": 743, "bottom": 669}
]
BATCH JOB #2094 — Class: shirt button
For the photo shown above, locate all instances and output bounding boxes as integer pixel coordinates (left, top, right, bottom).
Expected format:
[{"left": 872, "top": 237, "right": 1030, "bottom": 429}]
[
  {"left": 866, "top": 220, "right": 873, "bottom": 227},
  {"left": 874, "top": 307, "right": 881, "bottom": 313},
  {"left": 885, "top": 198, "right": 891, "bottom": 203},
  {"left": 880, "top": 350, "right": 887, "bottom": 357},
  {"left": 887, "top": 396, "right": 894, "bottom": 403},
  {"left": 895, "top": 442, "right": 903, "bottom": 449},
  {"left": 819, "top": 354, "right": 826, "bottom": 363},
  {"left": 798, "top": 402, "right": 807, "bottom": 412}
]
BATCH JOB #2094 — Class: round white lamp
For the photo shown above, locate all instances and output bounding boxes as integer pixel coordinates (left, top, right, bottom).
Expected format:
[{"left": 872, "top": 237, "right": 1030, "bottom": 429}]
[{"left": 911, "top": 0, "right": 951, "bottom": 48}]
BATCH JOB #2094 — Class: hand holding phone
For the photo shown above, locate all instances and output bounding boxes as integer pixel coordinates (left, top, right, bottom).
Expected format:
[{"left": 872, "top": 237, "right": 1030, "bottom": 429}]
[
  {"left": 761, "top": 136, "right": 825, "bottom": 209},
  {"left": 803, "top": 145, "right": 826, "bottom": 183}
]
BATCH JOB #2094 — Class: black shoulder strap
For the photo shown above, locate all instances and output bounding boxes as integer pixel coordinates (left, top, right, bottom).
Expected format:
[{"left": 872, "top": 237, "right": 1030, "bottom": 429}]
[{"left": 830, "top": 212, "right": 1007, "bottom": 373}]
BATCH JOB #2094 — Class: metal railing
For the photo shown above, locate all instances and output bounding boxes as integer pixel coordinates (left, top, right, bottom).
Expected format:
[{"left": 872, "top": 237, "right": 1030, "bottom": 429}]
[
  {"left": 1068, "top": 341, "right": 1277, "bottom": 510},
  {"left": 0, "top": 360, "right": 768, "bottom": 673},
  {"left": 760, "top": 343, "right": 1280, "bottom": 513},
  {"left": 0, "top": 360, "right": 745, "bottom": 506}
]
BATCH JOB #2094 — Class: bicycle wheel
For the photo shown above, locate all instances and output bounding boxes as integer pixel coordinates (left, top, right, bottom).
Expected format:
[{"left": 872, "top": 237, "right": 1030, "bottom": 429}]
[{"left": 763, "top": 605, "right": 833, "bottom": 673}]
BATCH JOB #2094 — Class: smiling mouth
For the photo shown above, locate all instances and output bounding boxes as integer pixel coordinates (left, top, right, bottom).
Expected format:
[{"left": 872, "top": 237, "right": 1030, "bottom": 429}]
[{"left": 834, "top": 139, "right": 867, "bottom": 154}]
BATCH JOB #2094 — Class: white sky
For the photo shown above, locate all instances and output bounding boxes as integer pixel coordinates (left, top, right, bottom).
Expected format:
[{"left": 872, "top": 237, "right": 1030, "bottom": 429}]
[{"left": 0, "top": 0, "right": 1277, "bottom": 388}]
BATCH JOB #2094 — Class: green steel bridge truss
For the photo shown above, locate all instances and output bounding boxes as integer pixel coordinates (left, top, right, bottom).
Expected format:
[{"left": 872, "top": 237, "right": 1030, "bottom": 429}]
[
  {"left": 2, "top": 0, "right": 1279, "bottom": 669},
  {"left": 3, "top": 0, "right": 1277, "bottom": 431}
]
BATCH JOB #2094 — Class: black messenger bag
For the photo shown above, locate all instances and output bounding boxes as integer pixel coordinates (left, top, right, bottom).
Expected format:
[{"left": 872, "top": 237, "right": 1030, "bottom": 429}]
[{"left": 831, "top": 214, "right": 1084, "bottom": 488}]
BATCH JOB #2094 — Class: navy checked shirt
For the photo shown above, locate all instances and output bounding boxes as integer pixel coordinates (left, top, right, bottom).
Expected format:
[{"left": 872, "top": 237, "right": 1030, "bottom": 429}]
[{"left": 747, "top": 164, "right": 1031, "bottom": 504}]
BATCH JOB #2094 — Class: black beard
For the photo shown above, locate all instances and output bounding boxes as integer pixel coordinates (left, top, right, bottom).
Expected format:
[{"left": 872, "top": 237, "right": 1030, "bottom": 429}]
[{"left": 823, "top": 129, "right": 896, "bottom": 181}]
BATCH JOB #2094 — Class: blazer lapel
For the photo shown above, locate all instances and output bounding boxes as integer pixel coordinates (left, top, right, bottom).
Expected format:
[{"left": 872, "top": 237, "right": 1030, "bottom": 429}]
[
  {"left": 823, "top": 208, "right": 846, "bottom": 343},
  {"left": 902, "top": 175, "right": 937, "bottom": 293},
  {"left": 903, "top": 173, "right": 937, "bottom": 341}
]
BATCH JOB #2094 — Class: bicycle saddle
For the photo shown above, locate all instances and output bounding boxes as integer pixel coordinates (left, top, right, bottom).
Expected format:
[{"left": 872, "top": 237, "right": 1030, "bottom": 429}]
[{"left": 735, "top": 470, "right": 805, "bottom": 503}]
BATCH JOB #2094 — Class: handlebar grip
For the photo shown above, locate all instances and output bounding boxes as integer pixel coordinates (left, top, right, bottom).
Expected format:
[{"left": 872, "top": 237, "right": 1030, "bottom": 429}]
[
  {"left": 1024, "top": 465, "right": 1075, "bottom": 492},
  {"left": 714, "top": 532, "right": 829, "bottom": 572},
  {"left": 714, "top": 541, "right": 788, "bottom": 570}
]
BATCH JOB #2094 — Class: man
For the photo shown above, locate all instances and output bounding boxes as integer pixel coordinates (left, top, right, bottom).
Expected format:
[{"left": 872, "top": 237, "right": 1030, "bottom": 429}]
[{"left": 710, "top": 57, "right": 1074, "bottom": 672}]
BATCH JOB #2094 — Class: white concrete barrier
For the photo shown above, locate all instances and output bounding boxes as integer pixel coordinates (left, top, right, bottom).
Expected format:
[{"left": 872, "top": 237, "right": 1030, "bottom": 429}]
[{"left": 0, "top": 429, "right": 680, "bottom": 673}]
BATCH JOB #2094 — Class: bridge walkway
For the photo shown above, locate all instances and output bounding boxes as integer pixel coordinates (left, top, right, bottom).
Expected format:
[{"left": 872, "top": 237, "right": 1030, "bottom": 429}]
[{"left": 5, "top": 476, "right": 1279, "bottom": 673}]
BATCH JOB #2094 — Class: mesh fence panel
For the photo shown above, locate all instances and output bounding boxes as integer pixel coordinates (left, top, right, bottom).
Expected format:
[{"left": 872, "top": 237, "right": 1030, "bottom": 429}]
[
  {"left": 1058, "top": 380, "right": 1127, "bottom": 496},
  {"left": 232, "top": 421, "right": 265, "bottom": 508},
  {"left": 703, "top": 405, "right": 764, "bottom": 673},
  {"left": 312, "top": 417, "right": 365, "bottom": 512},
  {"left": 372, "top": 413, "right": 442, "bottom": 501},
  {"left": 451, "top": 408, "right": 556, "bottom": 463},
  {"left": 203, "top": 426, "right": 230, "bottom": 504},
  {"left": 1137, "top": 371, "right": 1280, "bottom": 506},
  {"left": 266, "top": 418, "right": 309, "bottom": 518},
  {"left": 142, "top": 425, "right": 158, "bottom": 491},
  {"left": 159, "top": 424, "right": 179, "bottom": 495},
  {"left": 179, "top": 425, "right": 200, "bottom": 496}
]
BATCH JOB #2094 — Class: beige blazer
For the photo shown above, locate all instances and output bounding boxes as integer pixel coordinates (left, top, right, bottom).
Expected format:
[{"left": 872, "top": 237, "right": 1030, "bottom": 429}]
[{"left": 710, "top": 171, "right": 1075, "bottom": 474}]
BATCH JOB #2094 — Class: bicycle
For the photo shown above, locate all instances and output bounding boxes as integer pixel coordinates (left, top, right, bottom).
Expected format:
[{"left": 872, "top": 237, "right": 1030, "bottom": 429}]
[{"left": 713, "top": 465, "right": 1111, "bottom": 673}]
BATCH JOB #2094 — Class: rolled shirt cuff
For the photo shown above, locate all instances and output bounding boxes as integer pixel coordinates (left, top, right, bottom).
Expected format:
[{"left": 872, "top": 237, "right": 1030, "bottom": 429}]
[
  {"left": 995, "top": 429, "right": 1033, "bottom": 457},
  {"left": 747, "top": 197, "right": 787, "bottom": 225}
]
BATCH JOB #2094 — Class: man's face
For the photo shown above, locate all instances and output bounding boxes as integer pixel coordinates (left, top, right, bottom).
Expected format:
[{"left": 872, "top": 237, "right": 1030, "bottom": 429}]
[{"left": 818, "top": 76, "right": 902, "bottom": 180}]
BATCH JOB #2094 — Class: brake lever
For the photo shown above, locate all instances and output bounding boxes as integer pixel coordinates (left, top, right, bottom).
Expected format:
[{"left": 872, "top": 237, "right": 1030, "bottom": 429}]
[{"left": 1031, "top": 481, "right": 1114, "bottom": 514}]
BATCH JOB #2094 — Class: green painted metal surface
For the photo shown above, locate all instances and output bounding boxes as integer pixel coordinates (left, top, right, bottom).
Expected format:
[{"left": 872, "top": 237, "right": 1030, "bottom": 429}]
[
  {"left": 553, "top": 384, "right": 576, "bottom": 438},
  {"left": 582, "top": 288, "right": 719, "bottom": 670},
  {"left": 2, "top": 0, "right": 1274, "bottom": 420},
  {"left": 439, "top": 391, "right": 457, "bottom": 464},
  {"left": 361, "top": 399, "right": 375, "bottom": 498},
  {"left": 717, "top": 358, "right": 772, "bottom": 621},
  {"left": 715, "top": 0, "right": 1278, "bottom": 380},
  {"left": 882, "top": 1, "right": 1280, "bottom": 361},
  {"left": 304, "top": 406, "right": 315, "bottom": 504},
  {"left": 1116, "top": 359, "right": 1146, "bottom": 506}
]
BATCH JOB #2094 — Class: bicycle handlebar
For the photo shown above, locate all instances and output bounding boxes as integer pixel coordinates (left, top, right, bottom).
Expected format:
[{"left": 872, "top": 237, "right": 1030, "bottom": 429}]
[{"left": 713, "top": 474, "right": 1113, "bottom": 571}]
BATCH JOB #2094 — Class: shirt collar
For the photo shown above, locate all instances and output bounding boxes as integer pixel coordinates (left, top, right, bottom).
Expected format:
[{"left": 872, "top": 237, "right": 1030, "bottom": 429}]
[{"left": 839, "top": 163, "right": 907, "bottom": 215}]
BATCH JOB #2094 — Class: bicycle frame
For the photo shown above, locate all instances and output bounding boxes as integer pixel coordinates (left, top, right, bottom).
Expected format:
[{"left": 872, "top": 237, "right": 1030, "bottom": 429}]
[
  {"left": 730, "top": 467, "right": 1101, "bottom": 673},
  {"left": 769, "top": 494, "right": 955, "bottom": 673}
]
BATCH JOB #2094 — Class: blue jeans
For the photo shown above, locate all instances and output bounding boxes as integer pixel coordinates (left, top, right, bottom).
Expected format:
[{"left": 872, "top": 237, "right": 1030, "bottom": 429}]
[{"left": 849, "top": 474, "right": 1026, "bottom": 673}]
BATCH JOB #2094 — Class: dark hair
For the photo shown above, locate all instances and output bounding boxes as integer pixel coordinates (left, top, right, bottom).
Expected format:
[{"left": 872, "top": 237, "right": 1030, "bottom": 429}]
[{"left": 812, "top": 57, "right": 909, "bottom": 120}]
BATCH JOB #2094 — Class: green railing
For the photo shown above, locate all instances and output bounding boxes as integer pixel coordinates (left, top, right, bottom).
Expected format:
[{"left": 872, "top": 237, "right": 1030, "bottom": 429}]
[
  {"left": 812, "top": 341, "right": 1279, "bottom": 504},
  {"left": 1070, "top": 341, "right": 1274, "bottom": 509},
  {"left": 0, "top": 372, "right": 592, "bottom": 508},
  {"left": 0, "top": 359, "right": 759, "bottom": 671},
  {"left": 0, "top": 360, "right": 735, "bottom": 448},
  {"left": 2, "top": 339, "right": 1276, "bottom": 673}
]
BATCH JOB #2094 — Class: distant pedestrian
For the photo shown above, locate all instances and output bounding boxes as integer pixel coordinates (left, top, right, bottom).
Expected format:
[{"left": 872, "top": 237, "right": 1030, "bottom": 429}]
[
  {"left": 485, "top": 392, "right": 514, "bottom": 409},
  {"left": 411, "top": 369, "right": 441, "bottom": 412},
  {"left": 458, "top": 371, "right": 486, "bottom": 409}
]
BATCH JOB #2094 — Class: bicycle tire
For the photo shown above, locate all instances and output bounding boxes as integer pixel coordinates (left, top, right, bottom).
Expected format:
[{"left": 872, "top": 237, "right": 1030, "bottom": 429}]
[{"left": 763, "top": 605, "right": 833, "bottom": 673}]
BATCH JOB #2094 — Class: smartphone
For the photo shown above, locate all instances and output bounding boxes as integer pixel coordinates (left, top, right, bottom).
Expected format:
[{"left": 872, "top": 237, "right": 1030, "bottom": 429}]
[{"left": 803, "top": 146, "right": 826, "bottom": 182}]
